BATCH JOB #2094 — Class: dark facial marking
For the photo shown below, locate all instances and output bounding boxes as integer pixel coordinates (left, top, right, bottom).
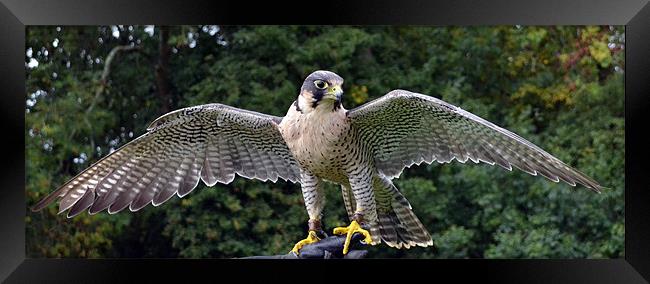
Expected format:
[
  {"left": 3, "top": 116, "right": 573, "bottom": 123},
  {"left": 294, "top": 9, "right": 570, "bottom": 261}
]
[
  {"left": 293, "top": 99, "right": 302, "bottom": 113},
  {"left": 311, "top": 91, "right": 324, "bottom": 108},
  {"left": 333, "top": 100, "right": 341, "bottom": 111},
  {"left": 299, "top": 70, "right": 344, "bottom": 111}
]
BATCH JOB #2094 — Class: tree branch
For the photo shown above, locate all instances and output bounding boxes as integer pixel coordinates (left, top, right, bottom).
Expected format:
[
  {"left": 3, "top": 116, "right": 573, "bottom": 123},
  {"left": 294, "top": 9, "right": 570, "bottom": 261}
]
[
  {"left": 155, "top": 26, "right": 172, "bottom": 114},
  {"left": 89, "top": 44, "right": 141, "bottom": 115},
  {"left": 82, "top": 44, "right": 140, "bottom": 160}
]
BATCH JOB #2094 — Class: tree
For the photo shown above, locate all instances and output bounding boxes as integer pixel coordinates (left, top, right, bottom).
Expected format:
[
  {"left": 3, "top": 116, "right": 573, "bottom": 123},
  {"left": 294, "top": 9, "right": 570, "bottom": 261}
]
[{"left": 26, "top": 26, "right": 624, "bottom": 258}]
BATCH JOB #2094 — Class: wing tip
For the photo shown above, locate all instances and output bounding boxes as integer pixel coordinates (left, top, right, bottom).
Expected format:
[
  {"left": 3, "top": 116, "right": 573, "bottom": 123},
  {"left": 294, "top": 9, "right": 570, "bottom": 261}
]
[
  {"left": 66, "top": 210, "right": 79, "bottom": 219},
  {"left": 87, "top": 207, "right": 103, "bottom": 215},
  {"left": 591, "top": 184, "right": 608, "bottom": 194},
  {"left": 30, "top": 191, "right": 62, "bottom": 212},
  {"left": 30, "top": 203, "right": 45, "bottom": 212}
]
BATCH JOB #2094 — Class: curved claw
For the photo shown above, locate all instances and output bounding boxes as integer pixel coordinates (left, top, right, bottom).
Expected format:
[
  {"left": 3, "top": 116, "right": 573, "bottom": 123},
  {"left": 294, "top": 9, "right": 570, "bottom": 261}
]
[
  {"left": 332, "top": 220, "right": 373, "bottom": 254},
  {"left": 291, "top": 230, "right": 321, "bottom": 255}
]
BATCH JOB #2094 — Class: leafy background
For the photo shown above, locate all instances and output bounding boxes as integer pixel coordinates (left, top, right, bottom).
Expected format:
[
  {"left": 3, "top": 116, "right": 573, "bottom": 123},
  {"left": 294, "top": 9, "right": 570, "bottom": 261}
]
[{"left": 25, "top": 26, "right": 624, "bottom": 258}]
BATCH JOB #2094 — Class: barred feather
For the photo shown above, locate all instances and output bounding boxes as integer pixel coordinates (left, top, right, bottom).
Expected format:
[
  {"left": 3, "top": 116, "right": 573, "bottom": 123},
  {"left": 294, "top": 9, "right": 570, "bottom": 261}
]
[
  {"left": 373, "top": 175, "right": 432, "bottom": 249},
  {"left": 340, "top": 184, "right": 356, "bottom": 218},
  {"left": 31, "top": 104, "right": 301, "bottom": 217},
  {"left": 348, "top": 90, "right": 604, "bottom": 192}
]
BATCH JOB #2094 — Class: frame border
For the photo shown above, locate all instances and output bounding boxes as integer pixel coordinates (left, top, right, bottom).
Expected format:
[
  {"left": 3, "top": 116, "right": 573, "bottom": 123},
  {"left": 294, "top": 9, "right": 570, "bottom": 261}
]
[{"left": 1, "top": 0, "right": 648, "bottom": 282}]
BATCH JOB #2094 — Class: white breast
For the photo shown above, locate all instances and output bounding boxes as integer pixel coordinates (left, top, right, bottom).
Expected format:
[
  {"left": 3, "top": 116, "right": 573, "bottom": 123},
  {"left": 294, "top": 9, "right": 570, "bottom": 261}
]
[{"left": 279, "top": 104, "right": 349, "bottom": 179}]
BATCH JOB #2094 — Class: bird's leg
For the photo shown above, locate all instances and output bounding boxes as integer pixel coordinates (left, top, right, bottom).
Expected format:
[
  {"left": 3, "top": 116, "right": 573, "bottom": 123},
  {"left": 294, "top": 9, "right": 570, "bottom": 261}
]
[
  {"left": 291, "top": 170, "right": 326, "bottom": 255},
  {"left": 291, "top": 219, "right": 327, "bottom": 254},
  {"left": 334, "top": 169, "right": 376, "bottom": 254}
]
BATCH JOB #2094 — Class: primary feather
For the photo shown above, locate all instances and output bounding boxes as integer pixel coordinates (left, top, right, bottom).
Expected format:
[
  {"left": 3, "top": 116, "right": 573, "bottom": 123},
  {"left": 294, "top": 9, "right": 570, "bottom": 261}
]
[
  {"left": 32, "top": 104, "right": 301, "bottom": 217},
  {"left": 347, "top": 90, "right": 603, "bottom": 192}
]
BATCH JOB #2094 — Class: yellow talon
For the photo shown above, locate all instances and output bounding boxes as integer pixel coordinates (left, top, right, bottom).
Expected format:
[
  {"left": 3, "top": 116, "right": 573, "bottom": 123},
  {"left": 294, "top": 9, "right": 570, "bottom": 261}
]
[
  {"left": 332, "top": 220, "right": 373, "bottom": 254},
  {"left": 291, "top": 230, "right": 321, "bottom": 255}
]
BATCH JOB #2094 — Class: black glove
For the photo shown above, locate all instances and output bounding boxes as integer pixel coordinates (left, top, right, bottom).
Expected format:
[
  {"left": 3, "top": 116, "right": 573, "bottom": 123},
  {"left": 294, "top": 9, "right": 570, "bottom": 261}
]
[{"left": 241, "top": 233, "right": 368, "bottom": 259}]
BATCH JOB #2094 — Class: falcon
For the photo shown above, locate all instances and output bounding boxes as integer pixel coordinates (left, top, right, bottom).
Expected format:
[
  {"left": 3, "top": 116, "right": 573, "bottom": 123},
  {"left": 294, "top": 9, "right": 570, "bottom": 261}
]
[{"left": 32, "top": 70, "right": 604, "bottom": 255}]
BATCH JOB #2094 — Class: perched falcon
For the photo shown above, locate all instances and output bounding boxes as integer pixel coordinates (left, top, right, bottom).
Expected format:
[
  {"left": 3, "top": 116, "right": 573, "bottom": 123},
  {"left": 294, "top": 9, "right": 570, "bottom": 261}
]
[{"left": 32, "top": 70, "right": 604, "bottom": 255}]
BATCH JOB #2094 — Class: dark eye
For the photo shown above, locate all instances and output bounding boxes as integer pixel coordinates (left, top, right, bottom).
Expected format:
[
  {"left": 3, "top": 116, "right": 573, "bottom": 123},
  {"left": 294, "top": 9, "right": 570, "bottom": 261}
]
[{"left": 314, "top": 80, "right": 328, "bottom": 89}]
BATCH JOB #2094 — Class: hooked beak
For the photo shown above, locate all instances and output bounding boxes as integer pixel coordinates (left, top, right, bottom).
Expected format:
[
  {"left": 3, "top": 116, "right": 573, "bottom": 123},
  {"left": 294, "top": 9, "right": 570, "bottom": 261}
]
[{"left": 325, "top": 85, "right": 343, "bottom": 102}]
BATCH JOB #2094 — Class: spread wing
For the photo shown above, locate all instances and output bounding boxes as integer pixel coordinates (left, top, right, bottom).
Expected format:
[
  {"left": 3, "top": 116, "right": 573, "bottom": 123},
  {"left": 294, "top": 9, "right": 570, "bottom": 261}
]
[
  {"left": 32, "top": 104, "right": 301, "bottom": 217},
  {"left": 347, "top": 90, "right": 603, "bottom": 192}
]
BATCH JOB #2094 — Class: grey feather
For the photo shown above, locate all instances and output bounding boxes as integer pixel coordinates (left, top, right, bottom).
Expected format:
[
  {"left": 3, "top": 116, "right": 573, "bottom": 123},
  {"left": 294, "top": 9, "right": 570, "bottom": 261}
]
[
  {"left": 348, "top": 90, "right": 603, "bottom": 192},
  {"left": 32, "top": 104, "right": 301, "bottom": 216}
]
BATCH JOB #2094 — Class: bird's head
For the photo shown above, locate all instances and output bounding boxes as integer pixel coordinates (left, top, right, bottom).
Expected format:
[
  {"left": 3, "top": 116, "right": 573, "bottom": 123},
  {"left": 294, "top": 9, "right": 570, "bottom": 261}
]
[{"left": 296, "top": 70, "right": 344, "bottom": 113}]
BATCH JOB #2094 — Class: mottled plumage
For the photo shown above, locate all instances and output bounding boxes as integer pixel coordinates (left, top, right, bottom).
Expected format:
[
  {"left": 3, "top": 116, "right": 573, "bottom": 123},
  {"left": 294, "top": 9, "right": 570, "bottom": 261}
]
[{"left": 32, "top": 70, "right": 603, "bottom": 252}]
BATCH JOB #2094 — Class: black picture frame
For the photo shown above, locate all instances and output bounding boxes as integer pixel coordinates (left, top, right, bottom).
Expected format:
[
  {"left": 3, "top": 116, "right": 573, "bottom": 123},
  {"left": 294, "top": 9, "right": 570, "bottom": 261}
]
[{"left": 1, "top": 0, "right": 649, "bottom": 282}]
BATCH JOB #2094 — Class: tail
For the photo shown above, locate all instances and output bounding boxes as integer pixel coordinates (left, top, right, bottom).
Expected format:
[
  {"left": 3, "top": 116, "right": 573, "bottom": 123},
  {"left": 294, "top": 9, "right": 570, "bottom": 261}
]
[{"left": 340, "top": 176, "right": 433, "bottom": 249}]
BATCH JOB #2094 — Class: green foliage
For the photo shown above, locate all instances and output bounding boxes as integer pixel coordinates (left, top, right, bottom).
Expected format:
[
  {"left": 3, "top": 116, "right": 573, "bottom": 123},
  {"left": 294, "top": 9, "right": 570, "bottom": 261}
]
[{"left": 26, "top": 26, "right": 624, "bottom": 258}]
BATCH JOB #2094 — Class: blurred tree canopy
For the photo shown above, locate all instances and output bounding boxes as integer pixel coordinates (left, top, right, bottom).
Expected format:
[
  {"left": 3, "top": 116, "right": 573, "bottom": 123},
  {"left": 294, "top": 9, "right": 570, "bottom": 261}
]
[{"left": 25, "top": 26, "right": 624, "bottom": 258}]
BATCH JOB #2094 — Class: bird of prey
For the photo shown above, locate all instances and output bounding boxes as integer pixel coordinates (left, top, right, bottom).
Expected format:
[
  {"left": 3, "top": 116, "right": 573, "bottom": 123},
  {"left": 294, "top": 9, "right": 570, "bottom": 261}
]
[{"left": 32, "top": 70, "right": 604, "bottom": 255}]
